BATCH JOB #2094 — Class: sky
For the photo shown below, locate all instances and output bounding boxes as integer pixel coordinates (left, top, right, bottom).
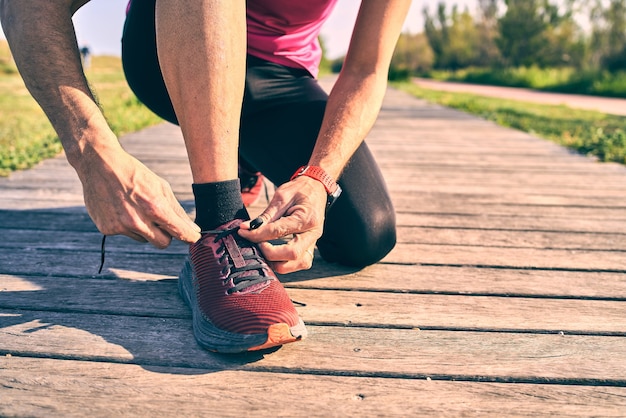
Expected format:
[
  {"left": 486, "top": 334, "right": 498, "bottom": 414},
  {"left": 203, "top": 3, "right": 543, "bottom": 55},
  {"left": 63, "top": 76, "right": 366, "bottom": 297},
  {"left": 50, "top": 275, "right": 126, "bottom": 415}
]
[{"left": 1, "top": 0, "right": 479, "bottom": 59}]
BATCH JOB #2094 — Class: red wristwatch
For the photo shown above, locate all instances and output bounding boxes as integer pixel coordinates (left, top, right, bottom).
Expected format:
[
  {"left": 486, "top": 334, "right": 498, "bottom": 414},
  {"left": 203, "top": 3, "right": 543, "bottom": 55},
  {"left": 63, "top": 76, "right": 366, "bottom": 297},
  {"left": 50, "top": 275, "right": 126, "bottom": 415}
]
[{"left": 290, "top": 165, "right": 342, "bottom": 209}]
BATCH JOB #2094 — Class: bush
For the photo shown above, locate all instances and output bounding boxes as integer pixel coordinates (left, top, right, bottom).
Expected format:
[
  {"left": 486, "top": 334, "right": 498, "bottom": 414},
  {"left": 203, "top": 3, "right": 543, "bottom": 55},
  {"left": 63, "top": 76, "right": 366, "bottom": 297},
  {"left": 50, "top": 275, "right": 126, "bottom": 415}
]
[{"left": 426, "top": 66, "right": 626, "bottom": 98}]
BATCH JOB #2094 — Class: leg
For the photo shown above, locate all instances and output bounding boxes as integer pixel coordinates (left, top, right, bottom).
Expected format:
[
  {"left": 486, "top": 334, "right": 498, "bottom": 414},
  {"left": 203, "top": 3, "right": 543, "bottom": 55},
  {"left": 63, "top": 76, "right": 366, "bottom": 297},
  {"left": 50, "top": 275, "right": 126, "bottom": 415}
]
[
  {"left": 240, "top": 92, "right": 396, "bottom": 268},
  {"left": 124, "top": 0, "right": 249, "bottom": 230},
  {"left": 155, "top": 0, "right": 245, "bottom": 183},
  {"left": 122, "top": 2, "right": 306, "bottom": 354},
  {"left": 122, "top": 0, "right": 177, "bottom": 124}
]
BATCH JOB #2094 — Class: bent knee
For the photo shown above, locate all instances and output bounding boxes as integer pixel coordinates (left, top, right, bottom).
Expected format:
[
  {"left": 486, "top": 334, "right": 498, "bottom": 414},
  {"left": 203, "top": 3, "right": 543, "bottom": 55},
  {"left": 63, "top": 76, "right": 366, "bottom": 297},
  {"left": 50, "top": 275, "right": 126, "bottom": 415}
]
[{"left": 318, "top": 209, "right": 397, "bottom": 268}]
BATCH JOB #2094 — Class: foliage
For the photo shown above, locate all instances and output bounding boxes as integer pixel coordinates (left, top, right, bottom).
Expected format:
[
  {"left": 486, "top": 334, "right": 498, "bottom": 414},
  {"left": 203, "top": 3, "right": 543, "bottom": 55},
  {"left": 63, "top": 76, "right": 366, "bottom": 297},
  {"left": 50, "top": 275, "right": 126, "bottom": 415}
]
[
  {"left": 317, "top": 36, "right": 332, "bottom": 76},
  {"left": 0, "top": 55, "right": 162, "bottom": 176},
  {"left": 411, "top": 0, "right": 626, "bottom": 71},
  {"left": 390, "top": 32, "right": 434, "bottom": 78},
  {"left": 424, "top": 3, "right": 485, "bottom": 69},
  {"left": 590, "top": 0, "right": 626, "bottom": 71},
  {"left": 393, "top": 81, "right": 626, "bottom": 165},
  {"left": 497, "top": 0, "right": 582, "bottom": 68},
  {"left": 427, "top": 66, "right": 626, "bottom": 97}
]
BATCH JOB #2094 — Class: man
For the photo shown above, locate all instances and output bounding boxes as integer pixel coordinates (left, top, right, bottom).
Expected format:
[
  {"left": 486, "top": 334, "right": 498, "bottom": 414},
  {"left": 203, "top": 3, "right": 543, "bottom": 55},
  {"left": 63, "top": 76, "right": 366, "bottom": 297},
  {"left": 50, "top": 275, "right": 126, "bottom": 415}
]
[{"left": 1, "top": 0, "right": 410, "bottom": 353}]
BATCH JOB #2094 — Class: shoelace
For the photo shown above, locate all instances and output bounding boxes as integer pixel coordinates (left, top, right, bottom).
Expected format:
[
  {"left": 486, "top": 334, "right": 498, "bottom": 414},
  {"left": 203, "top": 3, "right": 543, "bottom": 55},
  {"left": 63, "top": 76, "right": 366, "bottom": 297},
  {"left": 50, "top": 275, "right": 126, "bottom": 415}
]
[
  {"left": 96, "top": 226, "right": 271, "bottom": 294},
  {"left": 203, "top": 226, "right": 270, "bottom": 294},
  {"left": 98, "top": 235, "right": 107, "bottom": 274}
]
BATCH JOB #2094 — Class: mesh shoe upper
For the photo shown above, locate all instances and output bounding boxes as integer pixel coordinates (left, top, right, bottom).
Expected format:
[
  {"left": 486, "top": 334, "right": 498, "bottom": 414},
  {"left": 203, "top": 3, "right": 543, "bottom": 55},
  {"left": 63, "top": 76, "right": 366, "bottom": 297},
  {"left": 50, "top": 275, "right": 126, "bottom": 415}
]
[{"left": 189, "top": 219, "right": 300, "bottom": 335}]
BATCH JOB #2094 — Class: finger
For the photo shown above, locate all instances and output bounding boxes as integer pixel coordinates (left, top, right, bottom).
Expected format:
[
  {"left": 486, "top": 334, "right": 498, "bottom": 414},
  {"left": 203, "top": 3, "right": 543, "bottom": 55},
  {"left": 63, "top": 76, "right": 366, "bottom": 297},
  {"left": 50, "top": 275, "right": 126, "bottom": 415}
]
[
  {"left": 268, "top": 254, "right": 314, "bottom": 275},
  {"left": 135, "top": 222, "right": 174, "bottom": 249},
  {"left": 149, "top": 202, "right": 201, "bottom": 244},
  {"left": 256, "top": 233, "right": 317, "bottom": 262},
  {"left": 239, "top": 213, "right": 311, "bottom": 243},
  {"left": 160, "top": 212, "right": 201, "bottom": 244},
  {"left": 239, "top": 197, "right": 289, "bottom": 231},
  {"left": 124, "top": 231, "right": 149, "bottom": 243},
  {"left": 167, "top": 192, "right": 200, "bottom": 232}
]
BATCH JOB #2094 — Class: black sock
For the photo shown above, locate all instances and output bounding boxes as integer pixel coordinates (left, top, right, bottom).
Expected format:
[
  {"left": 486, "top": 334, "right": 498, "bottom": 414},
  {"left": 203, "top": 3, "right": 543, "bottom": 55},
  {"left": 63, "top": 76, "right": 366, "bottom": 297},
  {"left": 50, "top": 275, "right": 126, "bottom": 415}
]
[{"left": 192, "top": 179, "right": 249, "bottom": 231}]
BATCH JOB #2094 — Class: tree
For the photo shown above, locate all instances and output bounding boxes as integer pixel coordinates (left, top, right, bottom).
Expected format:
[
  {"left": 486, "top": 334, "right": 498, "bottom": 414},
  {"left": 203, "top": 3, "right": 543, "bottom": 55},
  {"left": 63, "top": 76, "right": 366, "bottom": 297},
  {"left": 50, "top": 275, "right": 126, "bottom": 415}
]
[
  {"left": 497, "top": 0, "right": 585, "bottom": 68},
  {"left": 423, "top": 2, "right": 483, "bottom": 69},
  {"left": 590, "top": 0, "right": 626, "bottom": 71},
  {"left": 390, "top": 32, "right": 435, "bottom": 77},
  {"left": 475, "top": 0, "right": 502, "bottom": 66},
  {"left": 497, "top": 0, "right": 549, "bottom": 67}
]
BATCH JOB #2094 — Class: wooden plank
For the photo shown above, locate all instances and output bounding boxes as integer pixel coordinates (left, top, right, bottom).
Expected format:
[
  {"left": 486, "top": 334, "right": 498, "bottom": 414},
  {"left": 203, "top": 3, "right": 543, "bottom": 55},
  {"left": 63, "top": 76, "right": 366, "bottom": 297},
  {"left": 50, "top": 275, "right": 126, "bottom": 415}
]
[
  {"left": 2, "top": 277, "right": 625, "bottom": 333},
  {"left": 1, "top": 310, "right": 626, "bottom": 382},
  {"left": 396, "top": 211, "right": 626, "bottom": 233},
  {"left": 6, "top": 201, "right": 624, "bottom": 232},
  {"left": 391, "top": 199, "right": 626, "bottom": 219},
  {"left": 385, "top": 183, "right": 626, "bottom": 198},
  {"left": 284, "top": 264, "right": 626, "bottom": 299},
  {"left": 5, "top": 256, "right": 626, "bottom": 299},
  {"left": 381, "top": 171, "right": 626, "bottom": 190},
  {"left": 384, "top": 242, "right": 626, "bottom": 271},
  {"left": 1, "top": 226, "right": 622, "bottom": 257},
  {"left": 2, "top": 357, "right": 626, "bottom": 417},
  {"left": 6, "top": 230, "right": 626, "bottom": 275},
  {"left": 398, "top": 227, "right": 626, "bottom": 251},
  {"left": 393, "top": 193, "right": 626, "bottom": 209}
]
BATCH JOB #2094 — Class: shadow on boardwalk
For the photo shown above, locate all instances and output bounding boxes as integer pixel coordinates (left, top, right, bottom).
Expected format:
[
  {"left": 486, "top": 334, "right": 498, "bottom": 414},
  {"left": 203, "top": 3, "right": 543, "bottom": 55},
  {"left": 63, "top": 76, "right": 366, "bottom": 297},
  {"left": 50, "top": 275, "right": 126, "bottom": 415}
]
[{"left": 1, "top": 81, "right": 626, "bottom": 416}]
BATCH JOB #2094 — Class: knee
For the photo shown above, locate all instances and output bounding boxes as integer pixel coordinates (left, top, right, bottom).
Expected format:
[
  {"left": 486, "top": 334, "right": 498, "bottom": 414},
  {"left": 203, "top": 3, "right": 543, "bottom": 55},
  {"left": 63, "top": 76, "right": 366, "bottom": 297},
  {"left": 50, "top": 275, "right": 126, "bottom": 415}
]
[{"left": 317, "top": 207, "right": 396, "bottom": 268}]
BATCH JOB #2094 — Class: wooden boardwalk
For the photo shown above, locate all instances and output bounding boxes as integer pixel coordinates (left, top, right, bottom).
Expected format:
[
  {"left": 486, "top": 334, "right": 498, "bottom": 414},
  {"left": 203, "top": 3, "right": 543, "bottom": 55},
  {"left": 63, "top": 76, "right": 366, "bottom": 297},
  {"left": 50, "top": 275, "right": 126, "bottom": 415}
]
[{"left": 1, "top": 81, "right": 626, "bottom": 416}]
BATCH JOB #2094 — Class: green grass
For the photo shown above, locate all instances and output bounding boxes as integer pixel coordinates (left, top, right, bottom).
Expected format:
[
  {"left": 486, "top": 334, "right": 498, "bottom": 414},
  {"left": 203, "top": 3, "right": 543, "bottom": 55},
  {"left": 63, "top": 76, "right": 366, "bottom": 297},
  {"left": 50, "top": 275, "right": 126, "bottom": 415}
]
[
  {"left": 427, "top": 67, "right": 626, "bottom": 98},
  {"left": 0, "top": 40, "right": 17, "bottom": 74},
  {"left": 393, "top": 81, "right": 626, "bottom": 165},
  {"left": 0, "top": 52, "right": 163, "bottom": 176}
]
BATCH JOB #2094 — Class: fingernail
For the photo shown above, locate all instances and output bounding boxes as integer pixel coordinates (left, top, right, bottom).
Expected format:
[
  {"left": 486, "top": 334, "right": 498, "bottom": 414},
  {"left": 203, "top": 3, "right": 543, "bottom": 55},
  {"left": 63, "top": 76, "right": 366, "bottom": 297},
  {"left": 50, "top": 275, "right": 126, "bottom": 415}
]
[{"left": 250, "top": 217, "right": 263, "bottom": 230}]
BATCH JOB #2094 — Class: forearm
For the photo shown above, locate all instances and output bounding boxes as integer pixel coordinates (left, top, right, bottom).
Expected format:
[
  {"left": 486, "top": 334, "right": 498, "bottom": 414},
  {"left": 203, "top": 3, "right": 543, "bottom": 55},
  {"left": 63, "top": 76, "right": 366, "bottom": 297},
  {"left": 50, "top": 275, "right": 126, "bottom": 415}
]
[
  {"left": 308, "top": 69, "right": 388, "bottom": 180},
  {"left": 0, "top": 0, "right": 118, "bottom": 171},
  {"left": 308, "top": 0, "right": 409, "bottom": 180}
]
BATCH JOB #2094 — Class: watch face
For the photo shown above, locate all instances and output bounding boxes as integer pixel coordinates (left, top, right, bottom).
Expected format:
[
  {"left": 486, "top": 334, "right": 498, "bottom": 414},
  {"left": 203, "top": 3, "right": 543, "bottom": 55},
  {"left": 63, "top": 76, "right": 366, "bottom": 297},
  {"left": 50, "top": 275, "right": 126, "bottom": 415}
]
[{"left": 326, "top": 184, "right": 342, "bottom": 209}]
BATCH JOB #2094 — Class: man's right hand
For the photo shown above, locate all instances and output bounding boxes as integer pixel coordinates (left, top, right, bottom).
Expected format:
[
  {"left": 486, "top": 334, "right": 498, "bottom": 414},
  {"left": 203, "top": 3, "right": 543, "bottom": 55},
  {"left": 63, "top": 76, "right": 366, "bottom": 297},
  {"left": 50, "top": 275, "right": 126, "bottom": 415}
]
[{"left": 76, "top": 143, "right": 201, "bottom": 248}]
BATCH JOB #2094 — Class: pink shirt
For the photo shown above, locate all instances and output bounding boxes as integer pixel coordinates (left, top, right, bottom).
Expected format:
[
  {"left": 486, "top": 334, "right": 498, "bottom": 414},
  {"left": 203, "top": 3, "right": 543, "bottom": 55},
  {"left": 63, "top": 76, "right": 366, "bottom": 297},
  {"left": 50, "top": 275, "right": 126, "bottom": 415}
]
[
  {"left": 127, "top": 0, "right": 337, "bottom": 77},
  {"left": 246, "top": 0, "right": 338, "bottom": 77}
]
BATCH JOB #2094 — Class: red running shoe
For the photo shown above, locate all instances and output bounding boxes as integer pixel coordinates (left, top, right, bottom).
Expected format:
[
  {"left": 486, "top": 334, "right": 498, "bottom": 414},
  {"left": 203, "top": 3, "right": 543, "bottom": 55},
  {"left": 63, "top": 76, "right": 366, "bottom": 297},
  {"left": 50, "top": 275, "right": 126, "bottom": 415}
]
[
  {"left": 178, "top": 219, "right": 307, "bottom": 353},
  {"left": 239, "top": 167, "right": 265, "bottom": 207}
]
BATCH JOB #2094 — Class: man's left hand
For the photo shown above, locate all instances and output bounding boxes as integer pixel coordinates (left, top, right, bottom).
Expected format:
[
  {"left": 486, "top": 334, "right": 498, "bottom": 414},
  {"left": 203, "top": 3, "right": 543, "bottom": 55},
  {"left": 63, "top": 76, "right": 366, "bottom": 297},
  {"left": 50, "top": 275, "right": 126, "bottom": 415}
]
[{"left": 238, "top": 176, "right": 327, "bottom": 274}]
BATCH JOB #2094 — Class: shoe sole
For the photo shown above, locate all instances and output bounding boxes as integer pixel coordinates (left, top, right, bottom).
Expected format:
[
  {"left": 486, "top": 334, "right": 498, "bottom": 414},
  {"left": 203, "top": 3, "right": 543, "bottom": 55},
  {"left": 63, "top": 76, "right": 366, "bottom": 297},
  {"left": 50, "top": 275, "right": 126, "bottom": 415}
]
[{"left": 178, "top": 259, "right": 307, "bottom": 354}]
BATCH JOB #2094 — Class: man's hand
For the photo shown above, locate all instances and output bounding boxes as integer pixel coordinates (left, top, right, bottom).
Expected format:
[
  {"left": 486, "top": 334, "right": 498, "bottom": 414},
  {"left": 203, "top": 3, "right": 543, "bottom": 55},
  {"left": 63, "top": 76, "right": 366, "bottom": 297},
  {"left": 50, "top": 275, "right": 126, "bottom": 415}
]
[
  {"left": 78, "top": 144, "right": 201, "bottom": 248},
  {"left": 238, "top": 176, "right": 327, "bottom": 274}
]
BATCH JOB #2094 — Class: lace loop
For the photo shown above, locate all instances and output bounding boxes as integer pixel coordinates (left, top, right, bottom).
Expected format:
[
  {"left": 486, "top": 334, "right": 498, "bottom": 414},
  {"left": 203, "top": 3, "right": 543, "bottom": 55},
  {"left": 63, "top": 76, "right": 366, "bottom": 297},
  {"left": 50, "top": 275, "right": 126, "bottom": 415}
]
[{"left": 202, "top": 226, "right": 270, "bottom": 294}]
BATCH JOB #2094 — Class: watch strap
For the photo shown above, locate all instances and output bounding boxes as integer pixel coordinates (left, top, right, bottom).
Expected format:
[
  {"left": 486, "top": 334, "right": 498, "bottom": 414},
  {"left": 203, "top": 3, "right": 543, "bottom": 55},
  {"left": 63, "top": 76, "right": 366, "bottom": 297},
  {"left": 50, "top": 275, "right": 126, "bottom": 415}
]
[
  {"left": 290, "top": 165, "right": 339, "bottom": 195},
  {"left": 290, "top": 165, "right": 342, "bottom": 209}
]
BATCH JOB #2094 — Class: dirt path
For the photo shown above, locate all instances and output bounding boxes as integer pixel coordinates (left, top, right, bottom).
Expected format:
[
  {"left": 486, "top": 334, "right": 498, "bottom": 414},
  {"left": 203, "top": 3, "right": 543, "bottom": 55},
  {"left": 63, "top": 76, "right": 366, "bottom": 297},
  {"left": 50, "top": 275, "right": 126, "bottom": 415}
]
[{"left": 414, "top": 77, "right": 626, "bottom": 116}]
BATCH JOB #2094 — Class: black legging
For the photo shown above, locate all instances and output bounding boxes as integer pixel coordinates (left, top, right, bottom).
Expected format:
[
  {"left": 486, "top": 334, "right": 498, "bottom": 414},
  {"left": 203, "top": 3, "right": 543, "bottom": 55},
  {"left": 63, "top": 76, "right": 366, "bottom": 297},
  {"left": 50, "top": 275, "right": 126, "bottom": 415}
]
[{"left": 121, "top": 0, "right": 396, "bottom": 267}]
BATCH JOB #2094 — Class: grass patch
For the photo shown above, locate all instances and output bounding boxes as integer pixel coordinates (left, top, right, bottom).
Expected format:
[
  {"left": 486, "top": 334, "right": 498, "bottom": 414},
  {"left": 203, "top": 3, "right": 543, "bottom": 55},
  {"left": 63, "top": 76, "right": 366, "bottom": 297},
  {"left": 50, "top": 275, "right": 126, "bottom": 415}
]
[
  {"left": 0, "top": 54, "right": 163, "bottom": 176},
  {"left": 0, "top": 40, "right": 17, "bottom": 74},
  {"left": 393, "top": 81, "right": 626, "bottom": 165},
  {"left": 427, "top": 67, "right": 626, "bottom": 98}
]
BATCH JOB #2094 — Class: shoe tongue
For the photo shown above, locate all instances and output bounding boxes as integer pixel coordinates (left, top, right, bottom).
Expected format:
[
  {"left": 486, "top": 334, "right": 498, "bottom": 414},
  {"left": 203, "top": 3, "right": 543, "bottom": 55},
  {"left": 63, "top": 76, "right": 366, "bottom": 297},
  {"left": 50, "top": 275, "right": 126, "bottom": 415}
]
[
  {"left": 223, "top": 233, "right": 246, "bottom": 268},
  {"left": 219, "top": 219, "right": 266, "bottom": 277}
]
